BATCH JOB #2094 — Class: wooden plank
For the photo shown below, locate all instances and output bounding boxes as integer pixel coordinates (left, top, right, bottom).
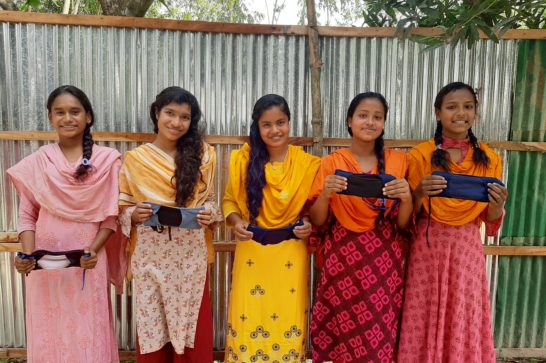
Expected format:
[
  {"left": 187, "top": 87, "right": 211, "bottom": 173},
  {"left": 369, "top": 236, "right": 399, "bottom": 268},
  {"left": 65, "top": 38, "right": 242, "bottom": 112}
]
[
  {"left": 2, "top": 239, "right": 546, "bottom": 256},
  {"left": 10, "top": 347, "right": 545, "bottom": 360},
  {"left": 316, "top": 27, "right": 546, "bottom": 40},
  {"left": 2, "top": 131, "right": 546, "bottom": 152},
  {"left": 0, "top": 242, "right": 21, "bottom": 252},
  {"left": 496, "top": 348, "right": 546, "bottom": 358},
  {"left": 0, "top": 11, "right": 308, "bottom": 35},
  {"left": 1, "top": 11, "right": 545, "bottom": 39},
  {"left": 1, "top": 348, "right": 303, "bottom": 360},
  {"left": 483, "top": 246, "right": 546, "bottom": 256}
]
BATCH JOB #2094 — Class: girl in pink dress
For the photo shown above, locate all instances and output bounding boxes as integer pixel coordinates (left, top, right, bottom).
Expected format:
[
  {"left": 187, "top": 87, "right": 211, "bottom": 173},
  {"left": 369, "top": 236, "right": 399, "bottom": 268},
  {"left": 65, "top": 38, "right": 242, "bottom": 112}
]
[
  {"left": 8, "top": 85, "right": 121, "bottom": 363},
  {"left": 397, "top": 82, "right": 508, "bottom": 362}
]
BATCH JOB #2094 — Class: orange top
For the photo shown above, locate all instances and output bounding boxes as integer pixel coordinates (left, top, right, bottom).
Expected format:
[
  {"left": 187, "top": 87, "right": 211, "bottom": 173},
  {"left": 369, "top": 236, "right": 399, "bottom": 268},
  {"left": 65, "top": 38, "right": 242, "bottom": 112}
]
[
  {"left": 309, "top": 148, "right": 408, "bottom": 233},
  {"left": 408, "top": 139, "right": 502, "bottom": 226}
]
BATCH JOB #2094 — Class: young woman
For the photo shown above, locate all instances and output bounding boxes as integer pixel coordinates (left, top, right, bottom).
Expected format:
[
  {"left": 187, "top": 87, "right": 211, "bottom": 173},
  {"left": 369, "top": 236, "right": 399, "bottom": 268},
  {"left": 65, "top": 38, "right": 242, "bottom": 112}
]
[
  {"left": 223, "top": 94, "right": 320, "bottom": 362},
  {"left": 397, "top": 82, "right": 508, "bottom": 363},
  {"left": 308, "top": 92, "right": 413, "bottom": 363},
  {"left": 9, "top": 85, "right": 121, "bottom": 363},
  {"left": 118, "top": 86, "right": 222, "bottom": 362}
]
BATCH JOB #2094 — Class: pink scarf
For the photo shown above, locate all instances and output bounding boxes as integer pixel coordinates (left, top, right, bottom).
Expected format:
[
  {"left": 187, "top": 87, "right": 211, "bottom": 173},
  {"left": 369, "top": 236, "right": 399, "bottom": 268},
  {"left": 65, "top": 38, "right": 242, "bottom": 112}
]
[
  {"left": 7, "top": 143, "right": 121, "bottom": 222},
  {"left": 442, "top": 136, "right": 470, "bottom": 163}
]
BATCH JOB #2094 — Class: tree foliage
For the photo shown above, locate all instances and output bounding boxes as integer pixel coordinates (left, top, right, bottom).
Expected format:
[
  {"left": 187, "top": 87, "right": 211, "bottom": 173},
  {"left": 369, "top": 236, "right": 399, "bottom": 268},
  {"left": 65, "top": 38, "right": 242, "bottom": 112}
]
[
  {"left": 10, "top": 0, "right": 102, "bottom": 14},
  {"left": 360, "top": 0, "right": 546, "bottom": 48},
  {"left": 146, "top": 0, "right": 262, "bottom": 23}
]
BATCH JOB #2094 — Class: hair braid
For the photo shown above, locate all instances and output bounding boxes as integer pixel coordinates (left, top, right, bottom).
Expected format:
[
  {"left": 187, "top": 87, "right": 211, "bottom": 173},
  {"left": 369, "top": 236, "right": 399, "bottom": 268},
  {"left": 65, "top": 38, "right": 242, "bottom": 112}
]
[
  {"left": 467, "top": 128, "right": 490, "bottom": 169},
  {"left": 431, "top": 122, "right": 451, "bottom": 171}
]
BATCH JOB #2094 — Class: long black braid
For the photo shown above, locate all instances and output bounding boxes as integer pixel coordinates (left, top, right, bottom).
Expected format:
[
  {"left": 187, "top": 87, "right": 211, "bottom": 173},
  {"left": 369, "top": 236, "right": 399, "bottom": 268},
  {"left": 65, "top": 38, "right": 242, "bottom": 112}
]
[
  {"left": 47, "top": 85, "right": 95, "bottom": 181},
  {"left": 431, "top": 122, "right": 451, "bottom": 171}
]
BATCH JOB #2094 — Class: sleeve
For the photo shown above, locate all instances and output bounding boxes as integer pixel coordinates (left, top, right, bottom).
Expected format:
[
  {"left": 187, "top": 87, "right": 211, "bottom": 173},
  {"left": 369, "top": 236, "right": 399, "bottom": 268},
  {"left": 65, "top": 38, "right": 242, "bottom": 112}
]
[
  {"left": 119, "top": 206, "right": 136, "bottom": 239},
  {"left": 307, "top": 155, "right": 334, "bottom": 202},
  {"left": 118, "top": 153, "right": 137, "bottom": 207},
  {"left": 99, "top": 215, "right": 118, "bottom": 232},
  {"left": 406, "top": 149, "right": 427, "bottom": 191},
  {"left": 203, "top": 153, "right": 223, "bottom": 223},
  {"left": 483, "top": 209, "right": 505, "bottom": 236},
  {"left": 17, "top": 191, "right": 40, "bottom": 234},
  {"left": 222, "top": 178, "right": 241, "bottom": 218},
  {"left": 482, "top": 151, "right": 505, "bottom": 236}
]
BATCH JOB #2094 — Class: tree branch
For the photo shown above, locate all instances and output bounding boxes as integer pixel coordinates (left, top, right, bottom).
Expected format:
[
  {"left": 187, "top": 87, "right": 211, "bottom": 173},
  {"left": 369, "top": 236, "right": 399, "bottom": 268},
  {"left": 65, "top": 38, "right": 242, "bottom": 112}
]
[{"left": 0, "top": 0, "right": 17, "bottom": 11}]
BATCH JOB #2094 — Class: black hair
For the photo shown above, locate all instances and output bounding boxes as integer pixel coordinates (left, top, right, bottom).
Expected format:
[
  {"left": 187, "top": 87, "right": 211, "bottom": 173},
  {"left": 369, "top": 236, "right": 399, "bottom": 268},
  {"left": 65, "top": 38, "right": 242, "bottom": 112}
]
[
  {"left": 432, "top": 82, "right": 490, "bottom": 171},
  {"left": 47, "top": 85, "right": 95, "bottom": 181},
  {"left": 150, "top": 86, "right": 204, "bottom": 207},
  {"left": 246, "top": 94, "right": 291, "bottom": 224},
  {"left": 346, "top": 92, "right": 389, "bottom": 225}
]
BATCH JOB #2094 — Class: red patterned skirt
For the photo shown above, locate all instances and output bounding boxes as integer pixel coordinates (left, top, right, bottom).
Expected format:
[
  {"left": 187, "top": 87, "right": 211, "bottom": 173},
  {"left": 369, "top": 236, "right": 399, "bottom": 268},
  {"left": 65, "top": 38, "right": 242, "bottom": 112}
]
[{"left": 310, "top": 219, "right": 405, "bottom": 363}]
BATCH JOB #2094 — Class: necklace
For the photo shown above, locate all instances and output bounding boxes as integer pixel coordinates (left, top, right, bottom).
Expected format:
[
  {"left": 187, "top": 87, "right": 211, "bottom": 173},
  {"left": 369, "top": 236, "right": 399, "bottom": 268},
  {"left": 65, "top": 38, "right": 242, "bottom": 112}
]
[{"left": 268, "top": 147, "right": 289, "bottom": 170}]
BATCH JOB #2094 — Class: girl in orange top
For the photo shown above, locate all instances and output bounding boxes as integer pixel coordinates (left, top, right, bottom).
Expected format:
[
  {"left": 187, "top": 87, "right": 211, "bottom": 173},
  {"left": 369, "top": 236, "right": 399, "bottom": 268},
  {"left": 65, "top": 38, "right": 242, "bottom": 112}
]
[
  {"left": 308, "top": 92, "right": 413, "bottom": 363},
  {"left": 397, "top": 82, "right": 508, "bottom": 363}
]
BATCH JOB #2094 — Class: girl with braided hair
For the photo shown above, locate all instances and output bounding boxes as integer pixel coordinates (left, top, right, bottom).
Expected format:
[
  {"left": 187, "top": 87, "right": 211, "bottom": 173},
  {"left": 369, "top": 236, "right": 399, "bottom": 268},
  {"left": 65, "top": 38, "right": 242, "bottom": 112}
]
[
  {"left": 397, "top": 82, "right": 508, "bottom": 362},
  {"left": 8, "top": 85, "right": 121, "bottom": 362},
  {"left": 308, "top": 92, "right": 413, "bottom": 362}
]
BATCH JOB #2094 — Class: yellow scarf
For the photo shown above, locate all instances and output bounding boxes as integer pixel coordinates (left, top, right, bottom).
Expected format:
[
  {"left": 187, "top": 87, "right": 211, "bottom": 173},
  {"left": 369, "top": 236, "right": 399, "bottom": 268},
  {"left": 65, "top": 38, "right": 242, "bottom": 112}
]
[
  {"left": 119, "top": 143, "right": 215, "bottom": 207},
  {"left": 223, "top": 144, "right": 320, "bottom": 228},
  {"left": 408, "top": 139, "right": 502, "bottom": 226}
]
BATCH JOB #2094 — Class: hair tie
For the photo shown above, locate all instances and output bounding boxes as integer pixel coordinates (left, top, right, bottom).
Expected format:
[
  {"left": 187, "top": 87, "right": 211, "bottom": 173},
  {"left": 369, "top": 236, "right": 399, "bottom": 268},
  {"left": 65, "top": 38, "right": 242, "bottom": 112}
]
[
  {"left": 436, "top": 144, "right": 442, "bottom": 150},
  {"left": 82, "top": 158, "right": 91, "bottom": 166}
]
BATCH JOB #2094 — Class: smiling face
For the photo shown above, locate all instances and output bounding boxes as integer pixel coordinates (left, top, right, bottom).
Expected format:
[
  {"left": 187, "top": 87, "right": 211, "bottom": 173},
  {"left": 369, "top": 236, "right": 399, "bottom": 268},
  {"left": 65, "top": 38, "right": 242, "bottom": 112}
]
[
  {"left": 435, "top": 88, "right": 476, "bottom": 139},
  {"left": 155, "top": 102, "right": 192, "bottom": 143},
  {"left": 257, "top": 106, "right": 290, "bottom": 150},
  {"left": 48, "top": 93, "right": 91, "bottom": 141},
  {"left": 347, "top": 98, "right": 385, "bottom": 142}
]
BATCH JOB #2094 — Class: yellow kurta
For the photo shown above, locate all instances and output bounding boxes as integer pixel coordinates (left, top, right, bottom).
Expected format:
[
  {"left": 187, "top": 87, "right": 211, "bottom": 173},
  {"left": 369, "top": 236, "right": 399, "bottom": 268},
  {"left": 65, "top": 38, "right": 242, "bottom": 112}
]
[{"left": 223, "top": 144, "right": 320, "bottom": 362}]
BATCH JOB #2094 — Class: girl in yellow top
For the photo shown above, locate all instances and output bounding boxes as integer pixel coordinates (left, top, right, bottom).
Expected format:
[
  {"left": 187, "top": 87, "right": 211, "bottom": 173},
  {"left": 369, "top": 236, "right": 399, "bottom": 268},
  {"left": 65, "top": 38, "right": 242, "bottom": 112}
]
[
  {"left": 223, "top": 94, "right": 320, "bottom": 362},
  {"left": 397, "top": 82, "right": 508, "bottom": 362}
]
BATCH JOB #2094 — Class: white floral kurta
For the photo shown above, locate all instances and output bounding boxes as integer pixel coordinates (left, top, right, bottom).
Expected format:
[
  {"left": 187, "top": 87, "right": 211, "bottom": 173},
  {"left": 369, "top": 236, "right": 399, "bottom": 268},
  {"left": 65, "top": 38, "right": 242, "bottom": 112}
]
[{"left": 121, "top": 200, "right": 220, "bottom": 354}]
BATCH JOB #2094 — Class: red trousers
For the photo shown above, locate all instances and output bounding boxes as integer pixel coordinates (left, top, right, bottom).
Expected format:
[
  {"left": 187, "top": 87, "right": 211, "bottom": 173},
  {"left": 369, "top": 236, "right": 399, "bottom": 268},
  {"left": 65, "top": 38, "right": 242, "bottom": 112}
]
[{"left": 136, "top": 272, "right": 213, "bottom": 363}]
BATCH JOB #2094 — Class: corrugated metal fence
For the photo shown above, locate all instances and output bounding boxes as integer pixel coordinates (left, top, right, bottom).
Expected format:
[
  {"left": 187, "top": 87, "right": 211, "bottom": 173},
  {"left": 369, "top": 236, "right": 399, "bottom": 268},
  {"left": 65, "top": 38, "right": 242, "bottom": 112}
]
[{"left": 0, "top": 13, "right": 543, "bottom": 356}]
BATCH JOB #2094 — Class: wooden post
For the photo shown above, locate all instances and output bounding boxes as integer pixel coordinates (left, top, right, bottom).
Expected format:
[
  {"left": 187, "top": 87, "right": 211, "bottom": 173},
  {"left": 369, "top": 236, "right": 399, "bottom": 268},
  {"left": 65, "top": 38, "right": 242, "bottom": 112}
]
[{"left": 305, "top": 0, "right": 324, "bottom": 157}]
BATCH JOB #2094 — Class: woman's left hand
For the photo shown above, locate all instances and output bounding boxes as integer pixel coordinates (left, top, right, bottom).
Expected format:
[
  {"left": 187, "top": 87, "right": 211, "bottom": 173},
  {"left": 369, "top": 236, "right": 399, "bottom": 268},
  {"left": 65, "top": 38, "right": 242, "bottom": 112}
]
[
  {"left": 487, "top": 183, "right": 508, "bottom": 219},
  {"left": 293, "top": 218, "right": 312, "bottom": 240},
  {"left": 80, "top": 250, "right": 97, "bottom": 270},
  {"left": 197, "top": 209, "right": 213, "bottom": 228},
  {"left": 383, "top": 178, "right": 412, "bottom": 203}
]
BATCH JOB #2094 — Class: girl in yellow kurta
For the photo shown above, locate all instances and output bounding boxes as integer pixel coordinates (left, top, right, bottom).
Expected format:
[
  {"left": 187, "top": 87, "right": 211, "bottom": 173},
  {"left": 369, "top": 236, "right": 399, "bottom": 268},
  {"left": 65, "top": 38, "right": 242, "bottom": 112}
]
[{"left": 223, "top": 94, "right": 320, "bottom": 362}]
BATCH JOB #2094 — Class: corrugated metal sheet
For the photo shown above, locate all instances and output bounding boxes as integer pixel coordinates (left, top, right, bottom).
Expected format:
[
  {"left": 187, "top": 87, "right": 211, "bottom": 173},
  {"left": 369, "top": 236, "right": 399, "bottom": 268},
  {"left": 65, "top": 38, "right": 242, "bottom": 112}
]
[
  {"left": 319, "top": 37, "right": 517, "bottom": 141},
  {"left": 0, "top": 23, "right": 311, "bottom": 137},
  {"left": 0, "top": 20, "right": 522, "bottom": 352},
  {"left": 495, "top": 40, "right": 546, "bottom": 349}
]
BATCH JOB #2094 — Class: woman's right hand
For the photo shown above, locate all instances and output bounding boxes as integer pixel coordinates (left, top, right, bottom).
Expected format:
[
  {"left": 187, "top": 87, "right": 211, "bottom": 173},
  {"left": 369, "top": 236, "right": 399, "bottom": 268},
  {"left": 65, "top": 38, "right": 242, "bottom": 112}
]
[
  {"left": 15, "top": 254, "right": 35, "bottom": 274},
  {"left": 233, "top": 222, "right": 254, "bottom": 241},
  {"left": 131, "top": 202, "right": 153, "bottom": 225},
  {"left": 320, "top": 175, "right": 347, "bottom": 200},
  {"left": 414, "top": 174, "right": 447, "bottom": 200}
]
